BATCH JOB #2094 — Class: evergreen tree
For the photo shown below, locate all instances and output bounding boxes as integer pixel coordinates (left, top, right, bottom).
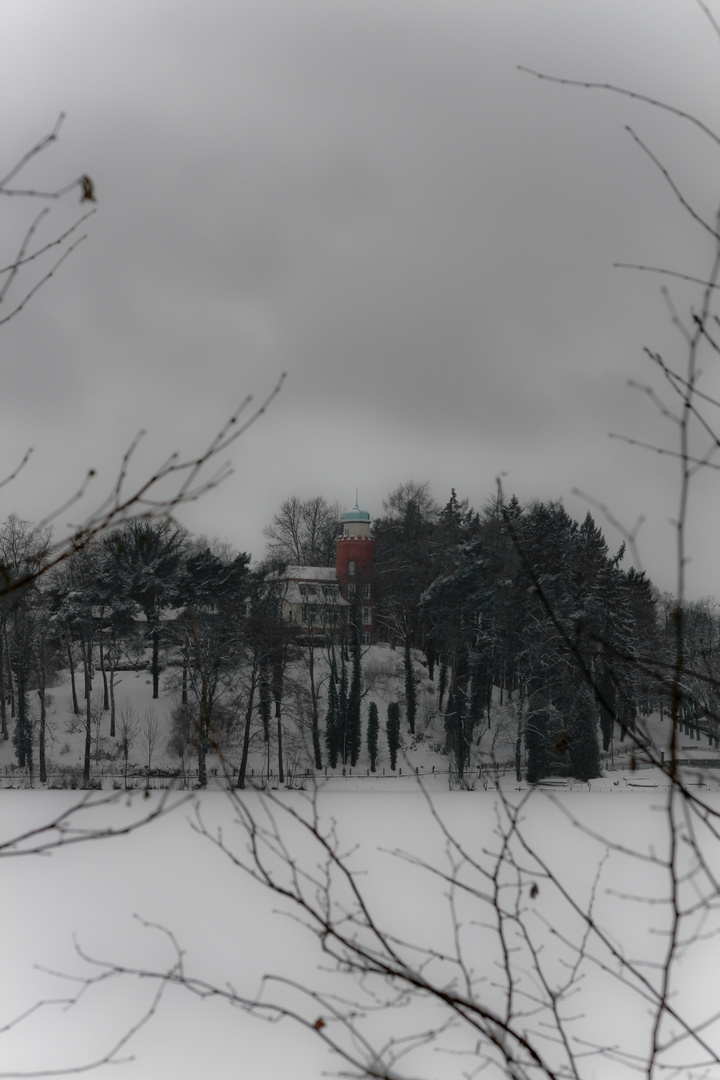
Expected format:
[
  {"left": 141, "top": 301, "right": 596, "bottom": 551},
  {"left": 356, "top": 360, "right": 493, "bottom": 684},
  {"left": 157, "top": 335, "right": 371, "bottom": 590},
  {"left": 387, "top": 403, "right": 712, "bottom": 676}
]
[
  {"left": 445, "top": 647, "right": 471, "bottom": 778},
  {"left": 346, "top": 603, "right": 362, "bottom": 766},
  {"left": 258, "top": 653, "right": 271, "bottom": 744},
  {"left": 367, "top": 701, "right": 379, "bottom": 772},
  {"left": 404, "top": 638, "right": 417, "bottom": 734},
  {"left": 11, "top": 644, "right": 32, "bottom": 775},
  {"left": 386, "top": 701, "right": 400, "bottom": 771},
  {"left": 105, "top": 521, "right": 186, "bottom": 698},
  {"left": 338, "top": 653, "right": 349, "bottom": 764},
  {"left": 173, "top": 546, "right": 251, "bottom": 787},
  {"left": 437, "top": 661, "right": 448, "bottom": 712},
  {"left": 567, "top": 682, "right": 601, "bottom": 781},
  {"left": 374, "top": 481, "right": 438, "bottom": 666},
  {"left": 324, "top": 665, "right": 340, "bottom": 769},
  {"left": 0, "top": 515, "right": 52, "bottom": 776}
]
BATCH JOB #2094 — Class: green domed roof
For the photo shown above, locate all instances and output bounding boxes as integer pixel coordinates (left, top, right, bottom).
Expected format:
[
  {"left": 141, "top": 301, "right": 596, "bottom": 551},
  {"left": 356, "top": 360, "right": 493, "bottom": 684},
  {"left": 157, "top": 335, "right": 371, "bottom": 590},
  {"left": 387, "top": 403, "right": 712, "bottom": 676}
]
[{"left": 342, "top": 507, "right": 370, "bottom": 522}]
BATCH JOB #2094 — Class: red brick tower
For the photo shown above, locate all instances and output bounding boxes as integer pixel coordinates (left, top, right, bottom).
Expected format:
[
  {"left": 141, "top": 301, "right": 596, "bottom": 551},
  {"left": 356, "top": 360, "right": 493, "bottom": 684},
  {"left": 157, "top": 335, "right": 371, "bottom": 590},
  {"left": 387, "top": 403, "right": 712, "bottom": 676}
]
[{"left": 336, "top": 504, "right": 375, "bottom": 642}]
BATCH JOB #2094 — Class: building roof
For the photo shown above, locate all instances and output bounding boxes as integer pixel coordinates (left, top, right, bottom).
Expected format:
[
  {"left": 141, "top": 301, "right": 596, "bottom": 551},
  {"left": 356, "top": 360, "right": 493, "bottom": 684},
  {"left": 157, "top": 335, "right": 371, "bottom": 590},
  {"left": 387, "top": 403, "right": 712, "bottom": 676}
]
[
  {"left": 270, "top": 565, "right": 338, "bottom": 583},
  {"left": 342, "top": 507, "right": 371, "bottom": 523}
]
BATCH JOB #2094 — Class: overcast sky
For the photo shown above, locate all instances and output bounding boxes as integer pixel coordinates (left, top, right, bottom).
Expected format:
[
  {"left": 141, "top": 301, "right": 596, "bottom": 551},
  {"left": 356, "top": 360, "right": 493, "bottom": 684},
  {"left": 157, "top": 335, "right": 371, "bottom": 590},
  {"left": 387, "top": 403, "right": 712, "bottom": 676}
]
[{"left": 3, "top": 0, "right": 720, "bottom": 597}]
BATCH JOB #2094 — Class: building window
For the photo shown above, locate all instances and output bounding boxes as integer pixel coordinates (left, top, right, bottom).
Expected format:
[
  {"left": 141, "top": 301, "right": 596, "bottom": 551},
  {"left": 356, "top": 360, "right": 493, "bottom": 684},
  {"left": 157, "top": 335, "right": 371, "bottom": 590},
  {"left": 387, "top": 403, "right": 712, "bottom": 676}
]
[
  {"left": 362, "top": 632, "right": 371, "bottom": 646},
  {"left": 348, "top": 583, "right": 356, "bottom": 597},
  {"left": 362, "top": 606, "right": 372, "bottom": 625},
  {"left": 348, "top": 560, "right": 356, "bottom": 576},
  {"left": 362, "top": 583, "right": 371, "bottom": 599}
]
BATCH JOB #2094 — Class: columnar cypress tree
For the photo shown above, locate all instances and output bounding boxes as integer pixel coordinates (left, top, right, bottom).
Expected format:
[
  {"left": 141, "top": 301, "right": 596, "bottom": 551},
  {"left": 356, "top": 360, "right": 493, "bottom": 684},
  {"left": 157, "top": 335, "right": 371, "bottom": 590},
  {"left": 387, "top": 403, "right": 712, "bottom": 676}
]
[
  {"left": 338, "top": 653, "right": 349, "bottom": 764},
  {"left": 367, "top": 702, "right": 379, "bottom": 772},
  {"left": 437, "top": 661, "right": 448, "bottom": 712},
  {"left": 387, "top": 701, "right": 400, "bottom": 771},
  {"left": 325, "top": 670, "right": 340, "bottom": 769},
  {"left": 404, "top": 638, "right": 417, "bottom": 734},
  {"left": 347, "top": 604, "right": 362, "bottom": 766}
]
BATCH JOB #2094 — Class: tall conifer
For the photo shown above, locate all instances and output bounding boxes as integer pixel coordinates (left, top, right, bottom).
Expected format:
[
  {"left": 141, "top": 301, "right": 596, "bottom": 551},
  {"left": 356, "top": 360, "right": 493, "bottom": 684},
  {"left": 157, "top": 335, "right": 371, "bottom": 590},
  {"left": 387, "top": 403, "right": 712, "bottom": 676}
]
[
  {"left": 367, "top": 702, "right": 379, "bottom": 772},
  {"left": 387, "top": 702, "right": 400, "bottom": 771},
  {"left": 347, "top": 603, "right": 362, "bottom": 766}
]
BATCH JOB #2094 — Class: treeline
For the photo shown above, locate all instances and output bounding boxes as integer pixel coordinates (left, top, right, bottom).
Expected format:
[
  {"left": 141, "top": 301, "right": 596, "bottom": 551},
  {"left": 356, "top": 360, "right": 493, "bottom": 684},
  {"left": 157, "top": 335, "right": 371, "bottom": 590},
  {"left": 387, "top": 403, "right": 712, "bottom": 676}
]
[
  {"left": 371, "top": 483, "right": 719, "bottom": 780},
  {"left": 0, "top": 515, "right": 266, "bottom": 786},
  {"left": 2, "top": 483, "right": 719, "bottom": 786}
]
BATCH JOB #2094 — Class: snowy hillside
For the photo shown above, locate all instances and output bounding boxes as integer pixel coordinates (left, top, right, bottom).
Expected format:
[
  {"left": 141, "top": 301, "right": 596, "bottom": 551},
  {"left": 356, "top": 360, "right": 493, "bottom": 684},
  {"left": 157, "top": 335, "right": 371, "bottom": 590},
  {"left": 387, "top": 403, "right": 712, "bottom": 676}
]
[{"left": 2, "top": 642, "right": 718, "bottom": 791}]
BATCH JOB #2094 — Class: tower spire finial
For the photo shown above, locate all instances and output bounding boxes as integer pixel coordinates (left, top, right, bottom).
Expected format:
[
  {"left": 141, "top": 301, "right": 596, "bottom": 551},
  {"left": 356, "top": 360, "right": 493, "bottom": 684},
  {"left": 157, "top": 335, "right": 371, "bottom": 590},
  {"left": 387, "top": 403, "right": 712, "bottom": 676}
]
[{"left": 355, "top": 486, "right": 359, "bottom": 510}]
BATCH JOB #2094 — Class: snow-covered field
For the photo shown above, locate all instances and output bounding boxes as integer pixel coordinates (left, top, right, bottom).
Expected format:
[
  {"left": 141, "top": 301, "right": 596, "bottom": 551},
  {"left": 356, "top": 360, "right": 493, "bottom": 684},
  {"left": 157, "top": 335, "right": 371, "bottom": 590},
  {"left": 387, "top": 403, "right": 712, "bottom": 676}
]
[
  {"left": 4, "top": 783, "right": 720, "bottom": 1080},
  {"left": 4, "top": 647, "right": 720, "bottom": 1078}
]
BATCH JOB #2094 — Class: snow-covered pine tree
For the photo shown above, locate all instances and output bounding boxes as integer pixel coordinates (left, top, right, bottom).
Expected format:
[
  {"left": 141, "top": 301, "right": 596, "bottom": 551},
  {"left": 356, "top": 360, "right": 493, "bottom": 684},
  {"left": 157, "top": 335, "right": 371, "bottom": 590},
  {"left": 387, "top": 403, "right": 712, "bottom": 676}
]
[
  {"left": 404, "top": 638, "right": 416, "bottom": 735},
  {"left": 347, "top": 603, "right": 362, "bottom": 766},
  {"left": 386, "top": 701, "right": 400, "bottom": 771},
  {"left": 567, "top": 682, "right": 601, "bottom": 781},
  {"left": 104, "top": 521, "right": 186, "bottom": 699},
  {"left": 338, "top": 652, "right": 349, "bottom": 765},
  {"left": 367, "top": 701, "right": 379, "bottom": 772}
]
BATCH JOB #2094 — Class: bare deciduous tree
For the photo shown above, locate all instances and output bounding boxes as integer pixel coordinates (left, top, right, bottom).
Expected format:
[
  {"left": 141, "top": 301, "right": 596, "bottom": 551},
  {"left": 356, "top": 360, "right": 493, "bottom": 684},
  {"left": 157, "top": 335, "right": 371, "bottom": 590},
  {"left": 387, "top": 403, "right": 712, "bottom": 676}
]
[
  {"left": 263, "top": 495, "right": 341, "bottom": 567},
  {"left": 139, "top": 709, "right": 161, "bottom": 774},
  {"left": 117, "top": 700, "right": 139, "bottom": 786}
]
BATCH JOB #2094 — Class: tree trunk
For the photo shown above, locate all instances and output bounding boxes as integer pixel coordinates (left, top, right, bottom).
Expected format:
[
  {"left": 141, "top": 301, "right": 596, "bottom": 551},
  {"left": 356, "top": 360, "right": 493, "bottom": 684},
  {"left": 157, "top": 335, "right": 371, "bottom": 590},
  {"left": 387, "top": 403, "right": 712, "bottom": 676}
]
[
  {"left": 197, "top": 700, "right": 209, "bottom": 787},
  {"left": 109, "top": 668, "right": 117, "bottom": 738},
  {"left": 151, "top": 627, "right": 160, "bottom": 699},
  {"left": 272, "top": 654, "right": 285, "bottom": 784},
  {"left": 237, "top": 660, "right": 258, "bottom": 790},
  {"left": 99, "top": 638, "right": 109, "bottom": 710},
  {"left": 276, "top": 699, "right": 284, "bottom": 784},
  {"left": 83, "top": 639, "right": 92, "bottom": 784},
  {"left": 67, "top": 632, "right": 80, "bottom": 715},
  {"left": 438, "top": 662, "right": 448, "bottom": 713},
  {"left": 425, "top": 640, "right": 436, "bottom": 681}
]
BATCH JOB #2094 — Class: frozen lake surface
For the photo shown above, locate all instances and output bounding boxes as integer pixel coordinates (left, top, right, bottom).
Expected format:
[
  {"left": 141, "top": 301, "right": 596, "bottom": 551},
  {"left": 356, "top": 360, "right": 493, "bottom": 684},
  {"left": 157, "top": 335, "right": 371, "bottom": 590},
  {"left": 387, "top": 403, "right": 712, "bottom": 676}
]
[{"left": 4, "top": 784, "right": 720, "bottom": 1079}]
